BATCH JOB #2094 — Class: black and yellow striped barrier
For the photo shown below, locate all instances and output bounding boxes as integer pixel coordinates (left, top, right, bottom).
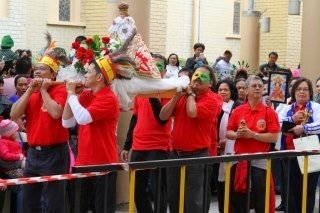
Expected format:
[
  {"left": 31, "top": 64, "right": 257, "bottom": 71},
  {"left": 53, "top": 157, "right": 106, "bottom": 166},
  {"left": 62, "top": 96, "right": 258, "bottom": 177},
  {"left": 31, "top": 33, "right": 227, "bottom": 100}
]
[{"left": 72, "top": 150, "right": 320, "bottom": 213}]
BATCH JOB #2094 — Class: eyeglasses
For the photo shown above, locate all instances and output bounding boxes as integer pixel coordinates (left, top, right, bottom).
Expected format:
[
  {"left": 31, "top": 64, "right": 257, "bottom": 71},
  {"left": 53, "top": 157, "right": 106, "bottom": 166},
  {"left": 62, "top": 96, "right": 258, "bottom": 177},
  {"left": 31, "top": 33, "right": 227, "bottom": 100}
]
[
  {"left": 34, "top": 66, "right": 50, "bottom": 72},
  {"left": 249, "top": 84, "right": 263, "bottom": 89},
  {"left": 296, "top": 88, "right": 309, "bottom": 93}
]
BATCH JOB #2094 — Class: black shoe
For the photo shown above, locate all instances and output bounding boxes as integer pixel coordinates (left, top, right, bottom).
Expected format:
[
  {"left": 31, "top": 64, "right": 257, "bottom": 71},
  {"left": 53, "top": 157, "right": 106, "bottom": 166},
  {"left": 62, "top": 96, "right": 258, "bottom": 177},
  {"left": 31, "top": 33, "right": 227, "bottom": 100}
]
[{"left": 275, "top": 203, "right": 284, "bottom": 211}]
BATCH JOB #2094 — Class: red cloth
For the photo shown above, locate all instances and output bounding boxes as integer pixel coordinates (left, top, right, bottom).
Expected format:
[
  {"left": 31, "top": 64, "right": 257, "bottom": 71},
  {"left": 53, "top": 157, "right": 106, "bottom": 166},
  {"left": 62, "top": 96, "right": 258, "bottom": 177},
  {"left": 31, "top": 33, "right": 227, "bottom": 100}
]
[
  {"left": 132, "top": 97, "right": 171, "bottom": 151},
  {"left": 26, "top": 85, "right": 68, "bottom": 146},
  {"left": 171, "top": 90, "right": 219, "bottom": 151},
  {"left": 227, "top": 103, "right": 280, "bottom": 154},
  {"left": 76, "top": 86, "right": 119, "bottom": 166},
  {"left": 233, "top": 161, "right": 275, "bottom": 212},
  {"left": 234, "top": 161, "right": 248, "bottom": 193},
  {"left": 209, "top": 93, "right": 223, "bottom": 156},
  {"left": 0, "top": 138, "right": 22, "bottom": 161},
  {"left": 285, "top": 104, "right": 306, "bottom": 150}
]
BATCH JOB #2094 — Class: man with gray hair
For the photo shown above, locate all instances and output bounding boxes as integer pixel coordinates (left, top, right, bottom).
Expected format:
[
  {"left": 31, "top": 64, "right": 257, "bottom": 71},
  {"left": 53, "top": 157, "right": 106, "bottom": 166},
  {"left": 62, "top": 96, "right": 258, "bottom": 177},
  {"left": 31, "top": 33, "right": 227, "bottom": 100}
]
[{"left": 226, "top": 75, "right": 280, "bottom": 212}]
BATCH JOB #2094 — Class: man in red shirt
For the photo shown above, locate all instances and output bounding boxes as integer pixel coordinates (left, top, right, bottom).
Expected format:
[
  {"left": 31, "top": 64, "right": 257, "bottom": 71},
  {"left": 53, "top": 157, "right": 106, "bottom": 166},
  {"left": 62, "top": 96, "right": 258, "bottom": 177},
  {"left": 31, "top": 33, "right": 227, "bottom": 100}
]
[
  {"left": 160, "top": 65, "right": 219, "bottom": 213},
  {"left": 120, "top": 96, "right": 171, "bottom": 213},
  {"left": 120, "top": 54, "right": 171, "bottom": 213},
  {"left": 226, "top": 75, "right": 279, "bottom": 213},
  {"left": 62, "top": 57, "right": 119, "bottom": 212},
  {"left": 11, "top": 53, "right": 70, "bottom": 213}
]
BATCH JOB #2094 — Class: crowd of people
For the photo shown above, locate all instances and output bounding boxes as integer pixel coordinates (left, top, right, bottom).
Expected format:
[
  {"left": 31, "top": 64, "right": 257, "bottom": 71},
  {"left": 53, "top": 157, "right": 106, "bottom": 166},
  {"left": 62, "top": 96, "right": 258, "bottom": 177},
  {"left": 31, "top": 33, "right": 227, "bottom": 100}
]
[{"left": 1, "top": 31, "right": 320, "bottom": 213}]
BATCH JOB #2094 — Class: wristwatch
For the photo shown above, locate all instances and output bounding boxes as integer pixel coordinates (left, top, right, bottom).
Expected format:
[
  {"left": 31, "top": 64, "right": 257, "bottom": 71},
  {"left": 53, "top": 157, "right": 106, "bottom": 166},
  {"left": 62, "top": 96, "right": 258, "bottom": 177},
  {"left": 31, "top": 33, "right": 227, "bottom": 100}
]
[
  {"left": 253, "top": 132, "right": 259, "bottom": 140},
  {"left": 188, "top": 92, "right": 196, "bottom": 98}
]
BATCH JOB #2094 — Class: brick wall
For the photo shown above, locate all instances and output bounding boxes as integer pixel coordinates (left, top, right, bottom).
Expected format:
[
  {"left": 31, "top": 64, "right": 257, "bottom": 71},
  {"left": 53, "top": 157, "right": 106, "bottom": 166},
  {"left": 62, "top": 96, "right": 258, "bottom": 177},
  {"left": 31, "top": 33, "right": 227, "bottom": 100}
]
[
  {"left": 151, "top": 0, "right": 241, "bottom": 65},
  {"left": 0, "top": 0, "right": 86, "bottom": 57},
  {"left": 82, "top": 0, "right": 109, "bottom": 37},
  {"left": 149, "top": 0, "right": 168, "bottom": 55},
  {"left": 0, "top": 0, "right": 303, "bottom": 69},
  {"left": 286, "top": 4, "right": 302, "bottom": 68},
  {"left": 255, "top": 0, "right": 289, "bottom": 67},
  {"left": 199, "top": 0, "right": 241, "bottom": 66},
  {"left": 0, "top": 0, "right": 28, "bottom": 49},
  {"left": 165, "top": 0, "right": 193, "bottom": 60}
]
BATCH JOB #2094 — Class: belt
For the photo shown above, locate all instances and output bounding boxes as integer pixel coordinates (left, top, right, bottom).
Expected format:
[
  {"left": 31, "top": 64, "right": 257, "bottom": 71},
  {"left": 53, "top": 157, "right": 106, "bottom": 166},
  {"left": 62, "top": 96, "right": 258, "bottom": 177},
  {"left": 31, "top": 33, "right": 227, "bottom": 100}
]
[
  {"left": 30, "top": 142, "right": 67, "bottom": 151},
  {"left": 173, "top": 148, "right": 208, "bottom": 157}
]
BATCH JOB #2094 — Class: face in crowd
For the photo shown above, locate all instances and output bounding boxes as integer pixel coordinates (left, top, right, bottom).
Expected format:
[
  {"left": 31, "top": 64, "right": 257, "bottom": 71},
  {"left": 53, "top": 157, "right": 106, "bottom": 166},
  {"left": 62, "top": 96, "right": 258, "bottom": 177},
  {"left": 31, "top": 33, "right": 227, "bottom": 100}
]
[
  {"left": 316, "top": 78, "right": 320, "bottom": 94},
  {"left": 15, "top": 76, "right": 28, "bottom": 97},
  {"left": 218, "top": 83, "right": 231, "bottom": 103},
  {"left": 33, "top": 64, "right": 56, "bottom": 80},
  {"left": 235, "top": 79, "right": 246, "bottom": 101},
  {"left": 84, "top": 63, "right": 105, "bottom": 88},
  {"left": 168, "top": 54, "right": 179, "bottom": 67},
  {"left": 190, "top": 66, "right": 212, "bottom": 96},
  {"left": 291, "top": 78, "right": 313, "bottom": 105},
  {"left": 194, "top": 47, "right": 204, "bottom": 58},
  {"left": 268, "top": 53, "right": 278, "bottom": 66},
  {"left": 245, "top": 77, "right": 264, "bottom": 100}
]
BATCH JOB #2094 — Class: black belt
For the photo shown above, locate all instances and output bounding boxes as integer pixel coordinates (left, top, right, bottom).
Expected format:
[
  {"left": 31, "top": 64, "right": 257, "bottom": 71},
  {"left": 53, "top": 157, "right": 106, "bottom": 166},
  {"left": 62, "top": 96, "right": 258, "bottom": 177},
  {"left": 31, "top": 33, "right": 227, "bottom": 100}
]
[
  {"left": 30, "top": 142, "right": 67, "bottom": 151},
  {"left": 173, "top": 148, "right": 208, "bottom": 157}
]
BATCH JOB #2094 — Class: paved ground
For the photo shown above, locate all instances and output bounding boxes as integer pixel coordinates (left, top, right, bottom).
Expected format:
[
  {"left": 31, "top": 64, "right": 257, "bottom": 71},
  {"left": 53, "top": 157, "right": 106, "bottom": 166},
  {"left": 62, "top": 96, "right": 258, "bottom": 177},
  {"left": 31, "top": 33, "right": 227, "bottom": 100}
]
[{"left": 115, "top": 188, "right": 320, "bottom": 212}]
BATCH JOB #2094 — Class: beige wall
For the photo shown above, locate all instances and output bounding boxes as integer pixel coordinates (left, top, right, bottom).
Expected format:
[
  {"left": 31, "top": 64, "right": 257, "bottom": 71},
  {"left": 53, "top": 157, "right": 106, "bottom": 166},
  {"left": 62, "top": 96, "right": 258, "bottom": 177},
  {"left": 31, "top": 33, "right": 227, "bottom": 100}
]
[
  {"left": 155, "top": 0, "right": 242, "bottom": 65},
  {"left": 254, "top": 0, "right": 302, "bottom": 69},
  {"left": 0, "top": 0, "right": 86, "bottom": 56},
  {"left": 164, "top": 0, "right": 193, "bottom": 59}
]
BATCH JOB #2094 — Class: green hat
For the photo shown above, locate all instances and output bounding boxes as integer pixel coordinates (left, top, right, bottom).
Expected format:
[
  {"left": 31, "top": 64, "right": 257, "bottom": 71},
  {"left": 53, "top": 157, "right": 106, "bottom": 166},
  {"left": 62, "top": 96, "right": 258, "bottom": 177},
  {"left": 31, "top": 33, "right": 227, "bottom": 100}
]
[{"left": 1, "top": 35, "right": 14, "bottom": 49}]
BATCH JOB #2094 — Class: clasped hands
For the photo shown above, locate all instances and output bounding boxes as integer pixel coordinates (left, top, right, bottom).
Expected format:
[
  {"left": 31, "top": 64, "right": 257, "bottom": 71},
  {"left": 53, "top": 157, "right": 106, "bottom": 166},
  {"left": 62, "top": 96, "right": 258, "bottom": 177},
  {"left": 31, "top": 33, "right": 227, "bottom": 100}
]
[{"left": 236, "top": 120, "right": 255, "bottom": 139}]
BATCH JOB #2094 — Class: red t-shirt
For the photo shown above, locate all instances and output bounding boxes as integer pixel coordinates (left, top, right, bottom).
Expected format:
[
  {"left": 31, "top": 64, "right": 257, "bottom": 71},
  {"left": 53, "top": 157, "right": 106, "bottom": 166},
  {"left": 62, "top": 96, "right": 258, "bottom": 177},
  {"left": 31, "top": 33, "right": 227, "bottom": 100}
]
[
  {"left": 0, "top": 138, "right": 22, "bottom": 161},
  {"left": 171, "top": 90, "right": 219, "bottom": 151},
  {"left": 227, "top": 102, "right": 279, "bottom": 154},
  {"left": 76, "top": 86, "right": 119, "bottom": 166},
  {"left": 26, "top": 85, "right": 68, "bottom": 146},
  {"left": 132, "top": 97, "right": 171, "bottom": 151},
  {"left": 209, "top": 93, "right": 223, "bottom": 156}
]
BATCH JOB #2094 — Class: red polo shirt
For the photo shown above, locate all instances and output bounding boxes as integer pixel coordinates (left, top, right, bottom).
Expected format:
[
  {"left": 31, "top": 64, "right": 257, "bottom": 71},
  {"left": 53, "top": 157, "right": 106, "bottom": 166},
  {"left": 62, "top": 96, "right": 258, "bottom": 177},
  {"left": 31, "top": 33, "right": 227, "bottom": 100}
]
[
  {"left": 209, "top": 93, "right": 223, "bottom": 156},
  {"left": 26, "top": 85, "right": 68, "bottom": 146},
  {"left": 76, "top": 86, "right": 120, "bottom": 166},
  {"left": 171, "top": 90, "right": 219, "bottom": 151},
  {"left": 227, "top": 102, "right": 279, "bottom": 154},
  {"left": 132, "top": 97, "right": 171, "bottom": 151}
]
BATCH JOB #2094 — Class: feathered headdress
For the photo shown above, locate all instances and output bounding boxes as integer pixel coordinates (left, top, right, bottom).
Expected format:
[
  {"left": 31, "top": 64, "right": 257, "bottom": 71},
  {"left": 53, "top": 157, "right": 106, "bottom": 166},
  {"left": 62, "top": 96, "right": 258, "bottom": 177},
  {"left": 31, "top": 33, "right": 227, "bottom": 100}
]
[{"left": 38, "top": 32, "right": 70, "bottom": 73}]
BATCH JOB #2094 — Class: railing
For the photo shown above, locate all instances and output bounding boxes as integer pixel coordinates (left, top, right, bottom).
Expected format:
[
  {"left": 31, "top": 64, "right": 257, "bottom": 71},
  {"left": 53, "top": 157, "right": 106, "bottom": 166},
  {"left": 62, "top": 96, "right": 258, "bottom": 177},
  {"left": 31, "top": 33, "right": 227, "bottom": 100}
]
[{"left": 1, "top": 150, "right": 320, "bottom": 213}]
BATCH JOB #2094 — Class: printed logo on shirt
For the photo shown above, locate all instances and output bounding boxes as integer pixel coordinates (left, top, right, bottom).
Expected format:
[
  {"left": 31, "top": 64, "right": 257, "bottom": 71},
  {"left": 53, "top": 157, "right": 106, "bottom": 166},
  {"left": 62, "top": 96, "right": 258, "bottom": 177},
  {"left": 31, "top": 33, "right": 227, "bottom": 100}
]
[{"left": 256, "top": 119, "right": 266, "bottom": 131}]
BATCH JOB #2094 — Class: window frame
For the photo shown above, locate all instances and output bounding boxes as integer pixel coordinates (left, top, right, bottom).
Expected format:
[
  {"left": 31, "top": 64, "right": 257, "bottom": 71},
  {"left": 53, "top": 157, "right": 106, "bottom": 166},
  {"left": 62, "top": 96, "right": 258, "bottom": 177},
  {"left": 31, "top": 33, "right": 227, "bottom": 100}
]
[
  {"left": 225, "top": 0, "right": 241, "bottom": 39},
  {"left": 47, "top": 0, "right": 85, "bottom": 27}
]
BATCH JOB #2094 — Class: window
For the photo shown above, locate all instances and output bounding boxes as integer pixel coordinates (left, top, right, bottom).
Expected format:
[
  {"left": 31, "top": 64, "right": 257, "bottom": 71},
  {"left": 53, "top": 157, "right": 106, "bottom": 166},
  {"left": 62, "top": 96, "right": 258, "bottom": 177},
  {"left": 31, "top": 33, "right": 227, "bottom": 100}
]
[
  {"left": 59, "top": 0, "right": 70, "bottom": 21},
  {"left": 233, "top": 1, "right": 241, "bottom": 35},
  {"left": 47, "top": 0, "right": 84, "bottom": 27}
]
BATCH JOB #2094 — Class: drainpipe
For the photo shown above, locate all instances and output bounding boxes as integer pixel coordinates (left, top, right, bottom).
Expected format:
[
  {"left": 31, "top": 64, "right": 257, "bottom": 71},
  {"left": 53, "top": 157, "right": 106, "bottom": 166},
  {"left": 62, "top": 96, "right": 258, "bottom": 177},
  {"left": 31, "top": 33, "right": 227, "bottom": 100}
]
[
  {"left": 248, "top": 0, "right": 254, "bottom": 12},
  {"left": 240, "top": 0, "right": 261, "bottom": 71}
]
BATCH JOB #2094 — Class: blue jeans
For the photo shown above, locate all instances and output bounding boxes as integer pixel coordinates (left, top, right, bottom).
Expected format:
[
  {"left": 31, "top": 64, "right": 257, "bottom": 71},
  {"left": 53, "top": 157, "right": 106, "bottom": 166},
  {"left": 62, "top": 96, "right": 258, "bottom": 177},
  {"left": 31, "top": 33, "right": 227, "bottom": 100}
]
[{"left": 167, "top": 150, "right": 208, "bottom": 213}]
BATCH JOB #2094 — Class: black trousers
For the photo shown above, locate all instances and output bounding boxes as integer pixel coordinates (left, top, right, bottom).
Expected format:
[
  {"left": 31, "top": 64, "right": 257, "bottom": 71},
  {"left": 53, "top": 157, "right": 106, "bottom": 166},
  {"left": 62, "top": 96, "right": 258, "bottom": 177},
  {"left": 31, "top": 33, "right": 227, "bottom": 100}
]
[
  {"left": 79, "top": 172, "right": 117, "bottom": 213},
  {"left": 284, "top": 158, "right": 320, "bottom": 213},
  {"left": 230, "top": 164, "right": 269, "bottom": 213},
  {"left": 167, "top": 150, "right": 208, "bottom": 213},
  {"left": 22, "top": 143, "right": 70, "bottom": 213},
  {"left": 130, "top": 150, "right": 168, "bottom": 213}
]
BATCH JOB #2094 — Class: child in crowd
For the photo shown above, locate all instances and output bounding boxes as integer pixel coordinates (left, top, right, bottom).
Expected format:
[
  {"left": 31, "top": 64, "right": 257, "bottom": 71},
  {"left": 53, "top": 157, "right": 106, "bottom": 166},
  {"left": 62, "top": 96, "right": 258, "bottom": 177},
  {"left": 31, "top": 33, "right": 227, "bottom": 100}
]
[{"left": 0, "top": 119, "right": 25, "bottom": 178}]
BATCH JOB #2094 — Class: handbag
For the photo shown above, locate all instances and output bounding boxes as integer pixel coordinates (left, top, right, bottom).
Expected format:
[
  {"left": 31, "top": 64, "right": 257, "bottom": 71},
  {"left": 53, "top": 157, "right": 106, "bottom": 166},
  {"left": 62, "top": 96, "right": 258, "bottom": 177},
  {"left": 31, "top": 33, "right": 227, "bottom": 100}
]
[{"left": 293, "top": 135, "right": 320, "bottom": 174}]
